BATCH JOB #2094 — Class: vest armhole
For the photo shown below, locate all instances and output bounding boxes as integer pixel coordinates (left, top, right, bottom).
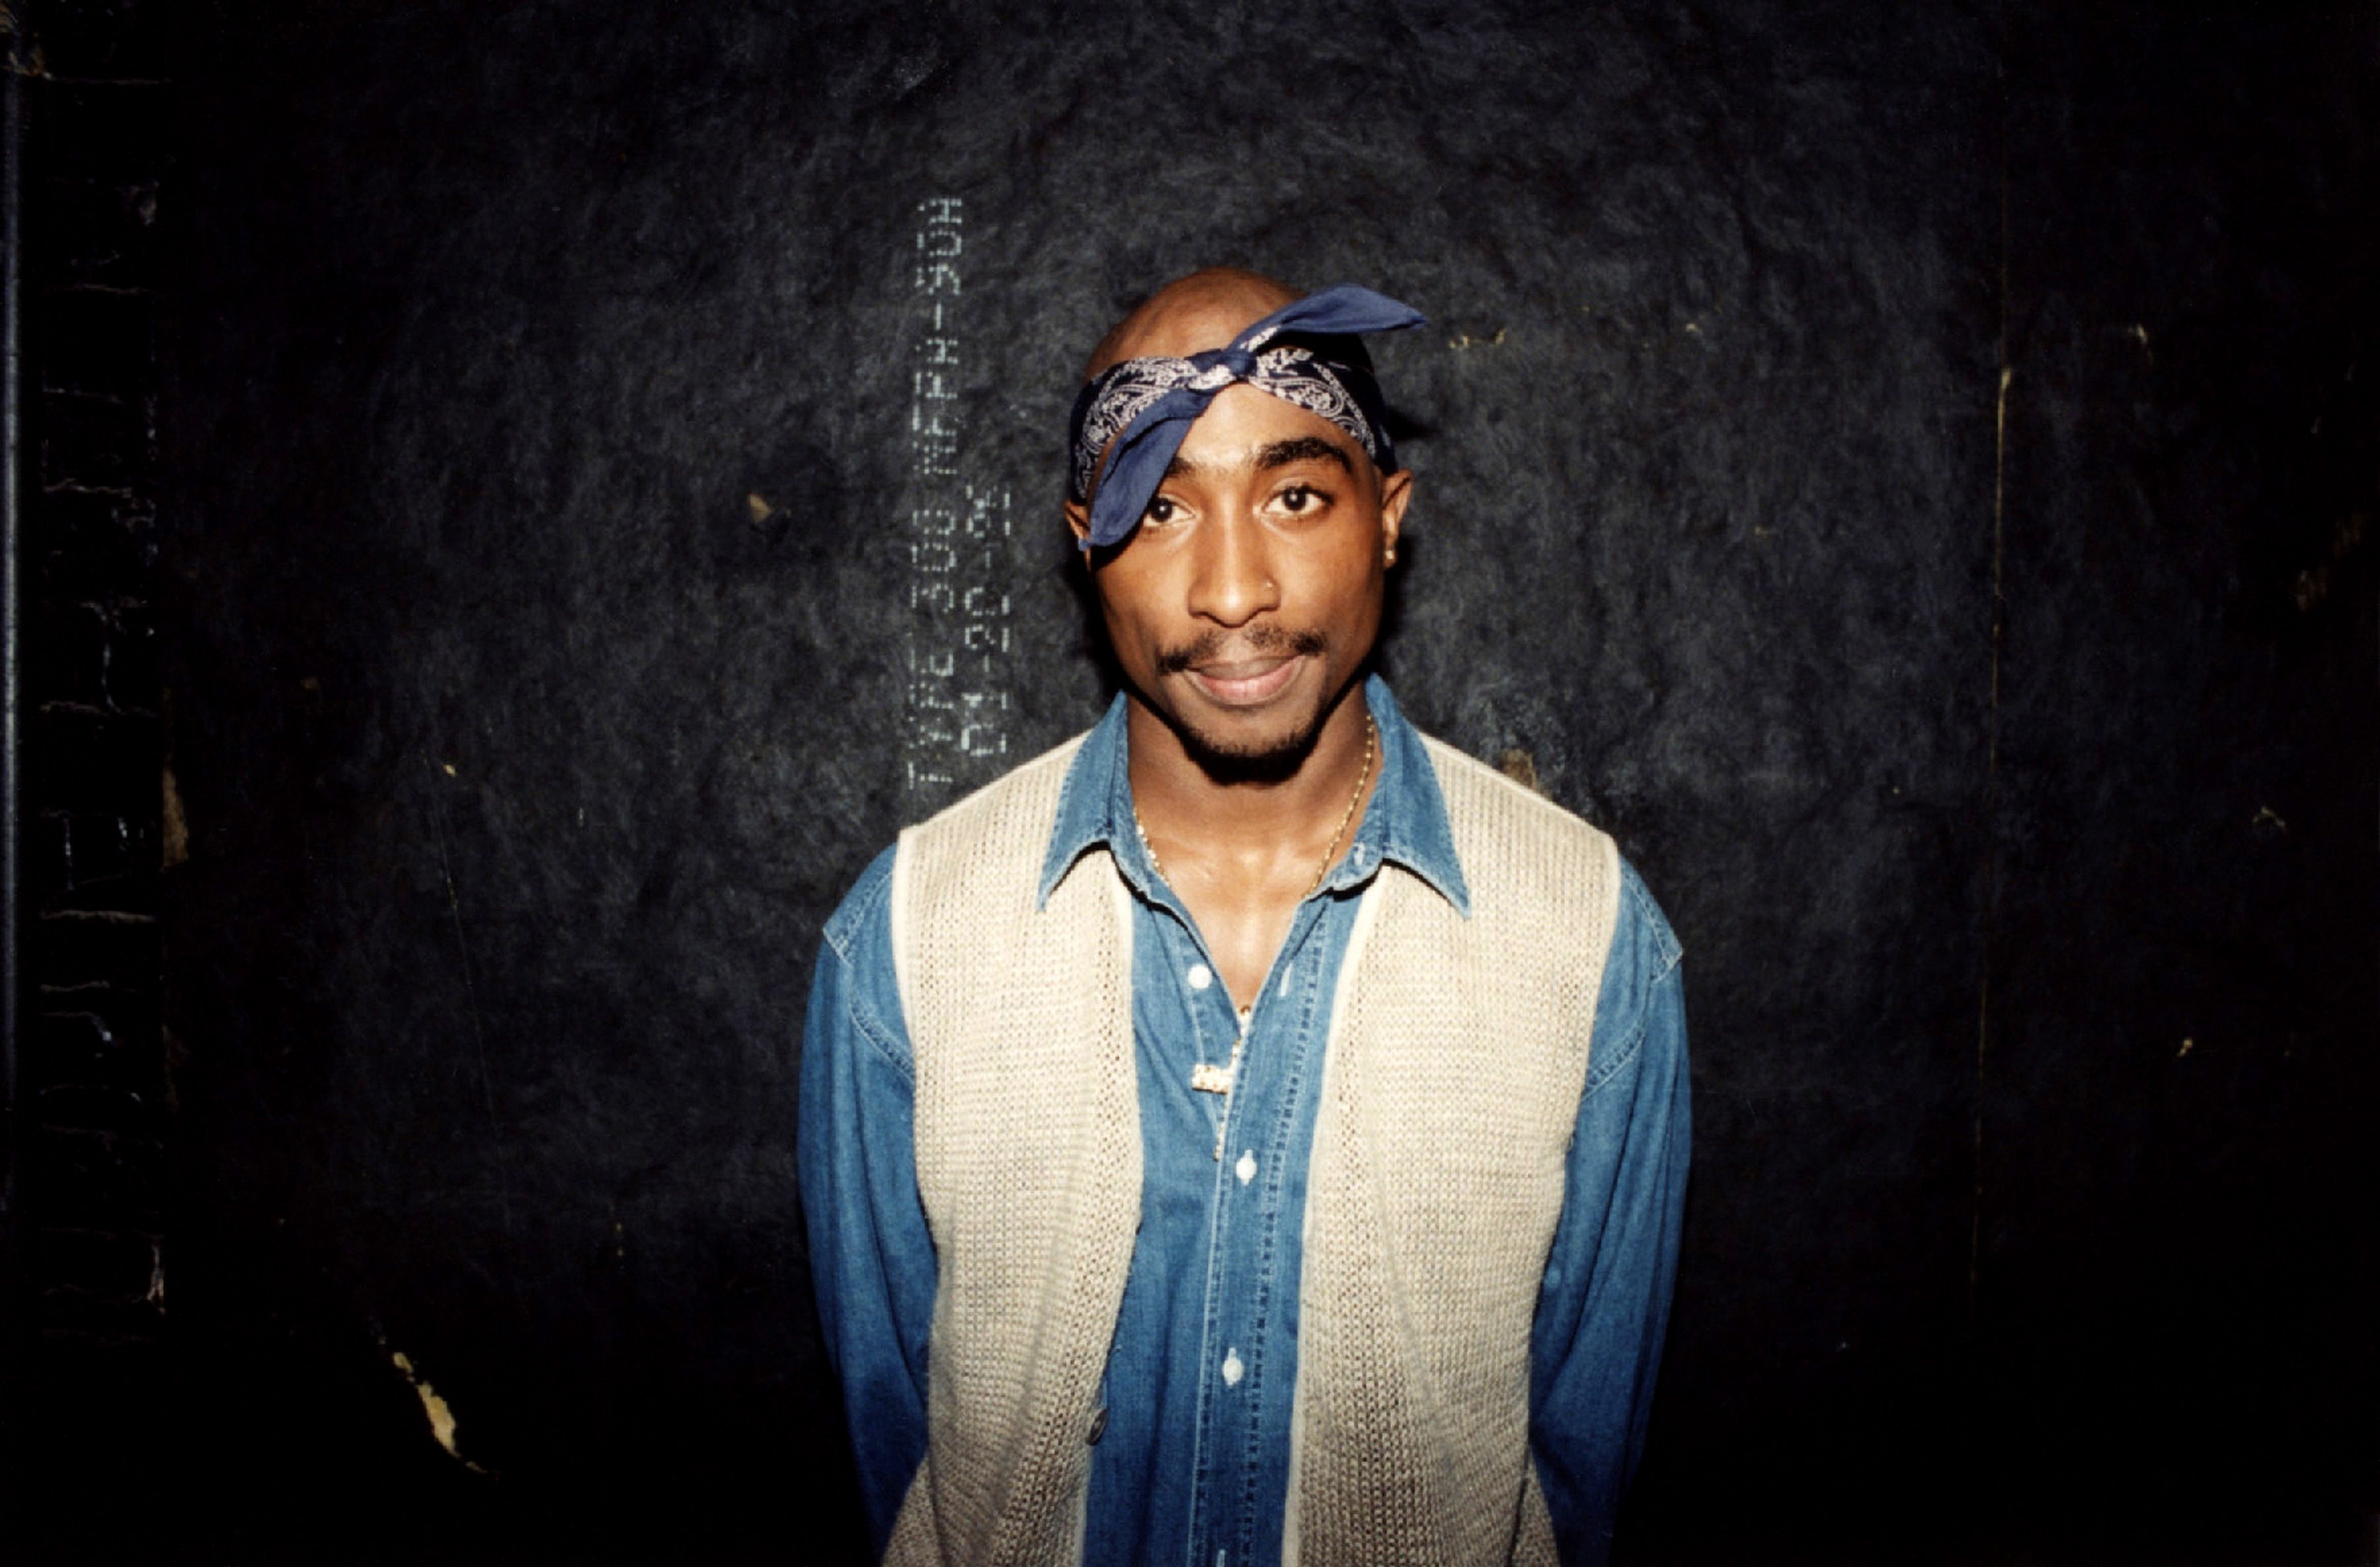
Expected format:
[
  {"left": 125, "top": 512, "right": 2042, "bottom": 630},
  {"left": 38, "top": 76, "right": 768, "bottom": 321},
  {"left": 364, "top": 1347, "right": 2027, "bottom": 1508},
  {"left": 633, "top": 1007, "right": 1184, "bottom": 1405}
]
[
  {"left": 888, "top": 827, "right": 919, "bottom": 1044},
  {"left": 1591, "top": 830, "right": 1624, "bottom": 975}
]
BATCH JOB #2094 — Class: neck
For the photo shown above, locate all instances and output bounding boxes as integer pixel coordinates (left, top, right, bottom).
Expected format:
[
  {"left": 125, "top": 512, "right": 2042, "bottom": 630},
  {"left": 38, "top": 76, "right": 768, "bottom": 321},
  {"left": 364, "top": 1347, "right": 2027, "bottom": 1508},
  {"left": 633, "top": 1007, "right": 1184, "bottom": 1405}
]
[{"left": 1126, "top": 680, "right": 1378, "bottom": 873}]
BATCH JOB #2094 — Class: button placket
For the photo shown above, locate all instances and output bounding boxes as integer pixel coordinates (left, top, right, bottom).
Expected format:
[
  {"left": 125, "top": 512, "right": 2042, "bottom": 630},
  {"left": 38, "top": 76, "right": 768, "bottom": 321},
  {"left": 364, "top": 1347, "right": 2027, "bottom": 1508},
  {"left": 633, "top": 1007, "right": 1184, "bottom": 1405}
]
[
  {"left": 1160, "top": 917, "right": 1234, "bottom": 1150},
  {"left": 1209, "top": 1000, "right": 1254, "bottom": 1159},
  {"left": 1181, "top": 878, "right": 1358, "bottom": 1560}
]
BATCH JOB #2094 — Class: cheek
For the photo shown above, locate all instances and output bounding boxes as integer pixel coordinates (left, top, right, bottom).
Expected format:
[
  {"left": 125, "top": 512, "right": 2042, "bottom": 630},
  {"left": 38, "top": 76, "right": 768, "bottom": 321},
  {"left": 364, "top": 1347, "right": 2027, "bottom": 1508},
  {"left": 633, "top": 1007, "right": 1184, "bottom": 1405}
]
[
  {"left": 1095, "top": 566, "right": 1173, "bottom": 652},
  {"left": 1302, "top": 539, "right": 1386, "bottom": 621}
]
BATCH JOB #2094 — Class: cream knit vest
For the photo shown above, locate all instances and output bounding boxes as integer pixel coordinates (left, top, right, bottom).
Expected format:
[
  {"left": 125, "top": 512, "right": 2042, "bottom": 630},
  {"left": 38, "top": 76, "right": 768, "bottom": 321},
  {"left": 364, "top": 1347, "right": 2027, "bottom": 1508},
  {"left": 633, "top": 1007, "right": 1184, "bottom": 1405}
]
[{"left": 887, "top": 728, "right": 1619, "bottom": 1567}]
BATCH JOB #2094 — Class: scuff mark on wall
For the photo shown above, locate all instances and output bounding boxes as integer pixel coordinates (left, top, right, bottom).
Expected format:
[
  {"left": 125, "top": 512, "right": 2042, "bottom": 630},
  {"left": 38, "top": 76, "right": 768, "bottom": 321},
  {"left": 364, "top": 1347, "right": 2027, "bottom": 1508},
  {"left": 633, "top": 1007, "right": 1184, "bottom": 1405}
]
[{"left": 161, "top": 767, "right": 188, "bottom": 868}]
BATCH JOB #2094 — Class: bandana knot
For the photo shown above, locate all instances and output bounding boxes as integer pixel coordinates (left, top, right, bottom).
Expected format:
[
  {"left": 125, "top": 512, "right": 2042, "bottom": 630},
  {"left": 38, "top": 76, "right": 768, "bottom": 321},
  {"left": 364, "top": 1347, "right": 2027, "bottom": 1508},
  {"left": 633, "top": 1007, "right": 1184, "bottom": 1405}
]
[{"left": 1187, "top": 348, "right": 1257, "bottom": 389}]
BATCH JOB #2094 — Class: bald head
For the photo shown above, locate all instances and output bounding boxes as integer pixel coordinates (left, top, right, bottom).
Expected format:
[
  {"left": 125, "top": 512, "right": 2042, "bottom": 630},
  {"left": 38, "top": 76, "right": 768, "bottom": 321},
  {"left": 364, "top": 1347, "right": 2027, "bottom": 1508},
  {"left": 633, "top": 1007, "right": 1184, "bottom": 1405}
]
[{"left": 1084, "top": 266, "right": 1301, "bottom": 378}]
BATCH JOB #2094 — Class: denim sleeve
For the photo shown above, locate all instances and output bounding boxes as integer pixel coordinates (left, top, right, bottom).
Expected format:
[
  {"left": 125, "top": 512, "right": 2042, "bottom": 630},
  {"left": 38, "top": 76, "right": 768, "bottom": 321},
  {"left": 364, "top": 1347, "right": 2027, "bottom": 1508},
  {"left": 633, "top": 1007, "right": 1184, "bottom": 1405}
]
[
  {"left": 1528, "top": 857, "right": 1691, "bottom": 1567},
  {"left": 796, "top": 845, "right": 937, "bottom": 1559}
]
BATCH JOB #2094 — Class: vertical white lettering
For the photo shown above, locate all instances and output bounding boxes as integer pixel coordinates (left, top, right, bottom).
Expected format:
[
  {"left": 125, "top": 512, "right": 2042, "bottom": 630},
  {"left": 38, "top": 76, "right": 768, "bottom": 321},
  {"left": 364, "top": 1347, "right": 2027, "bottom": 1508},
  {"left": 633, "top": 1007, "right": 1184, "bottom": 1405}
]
[{"left": 900, "top": 198, "right": 1010, "bottom": 803}]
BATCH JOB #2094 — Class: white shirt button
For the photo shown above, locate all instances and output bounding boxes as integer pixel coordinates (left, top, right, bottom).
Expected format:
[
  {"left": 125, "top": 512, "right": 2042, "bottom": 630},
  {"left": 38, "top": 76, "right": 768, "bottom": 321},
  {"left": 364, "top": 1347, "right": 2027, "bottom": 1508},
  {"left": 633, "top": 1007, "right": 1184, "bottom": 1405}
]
[
  {"left": 1221, "top": 1350, "right": 1244, "bottom": 1387},
  {"left": 1236, "top": 1150, "right": 1257, "bottom": 1185},
  {"left": 1187, "top": 963, "right": 1213, "bottom": 991}
]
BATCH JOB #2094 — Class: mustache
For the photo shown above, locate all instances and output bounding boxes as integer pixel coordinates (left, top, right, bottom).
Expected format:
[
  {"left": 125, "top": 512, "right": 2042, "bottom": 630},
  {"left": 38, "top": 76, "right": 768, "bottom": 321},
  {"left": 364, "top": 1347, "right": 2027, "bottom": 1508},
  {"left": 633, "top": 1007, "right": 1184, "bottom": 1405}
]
[{"left": 1154, "top": 625, "right": 1327, "bottom": 677}]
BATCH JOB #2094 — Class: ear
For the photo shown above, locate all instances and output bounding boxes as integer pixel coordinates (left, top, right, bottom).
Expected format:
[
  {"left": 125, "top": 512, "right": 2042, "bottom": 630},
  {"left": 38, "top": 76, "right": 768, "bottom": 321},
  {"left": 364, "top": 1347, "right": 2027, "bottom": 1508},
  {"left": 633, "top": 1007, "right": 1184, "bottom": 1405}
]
[
  {"left": 1064, "top": 498, "right": 1093, "bottom": 551},
  {"left": 1376, "top": 469, "right": 1413, "bottom": 563}
]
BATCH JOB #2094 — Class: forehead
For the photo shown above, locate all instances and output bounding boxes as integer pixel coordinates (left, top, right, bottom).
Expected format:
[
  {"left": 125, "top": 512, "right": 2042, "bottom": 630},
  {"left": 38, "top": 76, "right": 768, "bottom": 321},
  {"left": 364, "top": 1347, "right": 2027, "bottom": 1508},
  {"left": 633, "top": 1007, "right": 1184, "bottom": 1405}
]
[{"left": 1169, "top": 383, "right": 1372, "bottom": 471}]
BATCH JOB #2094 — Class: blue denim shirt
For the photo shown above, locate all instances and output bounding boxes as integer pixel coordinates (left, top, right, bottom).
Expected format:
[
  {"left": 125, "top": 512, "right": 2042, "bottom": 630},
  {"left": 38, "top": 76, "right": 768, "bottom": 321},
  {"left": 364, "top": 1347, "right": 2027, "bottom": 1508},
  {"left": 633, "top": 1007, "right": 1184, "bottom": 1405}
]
[{"left": 799, "top": 677, "right": 1689, "bottom": 1567}]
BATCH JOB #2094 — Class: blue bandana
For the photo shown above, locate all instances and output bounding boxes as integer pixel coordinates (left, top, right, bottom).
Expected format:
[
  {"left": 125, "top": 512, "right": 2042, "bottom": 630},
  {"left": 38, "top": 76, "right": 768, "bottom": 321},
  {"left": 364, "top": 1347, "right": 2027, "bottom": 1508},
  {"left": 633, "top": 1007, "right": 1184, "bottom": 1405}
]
[{"left": 1067, "top": 284, "right": 1426, "bottom": 550}]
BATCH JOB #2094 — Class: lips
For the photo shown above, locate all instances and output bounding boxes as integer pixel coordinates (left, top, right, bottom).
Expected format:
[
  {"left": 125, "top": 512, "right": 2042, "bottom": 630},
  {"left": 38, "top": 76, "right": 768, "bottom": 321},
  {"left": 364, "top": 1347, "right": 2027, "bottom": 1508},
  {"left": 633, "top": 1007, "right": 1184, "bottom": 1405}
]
[{"left": 1185, "top": 654, "right": 1304, "bottom": 706}]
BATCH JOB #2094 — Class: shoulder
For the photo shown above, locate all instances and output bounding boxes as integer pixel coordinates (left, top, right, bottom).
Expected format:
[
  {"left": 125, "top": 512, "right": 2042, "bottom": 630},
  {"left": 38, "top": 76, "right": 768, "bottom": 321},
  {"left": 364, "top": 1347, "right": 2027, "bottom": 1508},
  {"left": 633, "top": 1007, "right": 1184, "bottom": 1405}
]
[
  {"left": 812, "top": 843, "right": 918, "bottom": 1079},
  {"left": 1418, "top": 734, "right": 1614, "bottom": 854},
  {"left": 1582, "top": 854, "right": 1686, "bottom": 1100},
  {"left": 1413, "top": 735, "right": 1618, "bottom": 931},
  {"left": 905, "top": 734, "right": 1088, "bottom": 836},
  {"left": 1612, "top": 857, "right": 1684, "bottom": 977},
  {"left": 822, "top": 843, "right": 900, "bottom": 966},
  {"left": 896, "top": 730, "right": 1091, "bottom": 874},
  {"left": 888, "top": 730, "right": 1107, "bottom": 1007},
  {"left": 1407, "top": 728, "right": 1680, "bottom": 996}
]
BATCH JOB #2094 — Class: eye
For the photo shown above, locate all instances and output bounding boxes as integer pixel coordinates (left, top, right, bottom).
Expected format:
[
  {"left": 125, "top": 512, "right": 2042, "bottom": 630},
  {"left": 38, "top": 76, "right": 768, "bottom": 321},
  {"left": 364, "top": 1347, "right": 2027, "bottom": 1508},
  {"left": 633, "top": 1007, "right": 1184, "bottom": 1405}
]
[
  {"left": 1275, "top": 482, "right": 1330, "bottom": 515},
  {"left": 1144, "top": 494, "right": 1181, "bottom": 525}
]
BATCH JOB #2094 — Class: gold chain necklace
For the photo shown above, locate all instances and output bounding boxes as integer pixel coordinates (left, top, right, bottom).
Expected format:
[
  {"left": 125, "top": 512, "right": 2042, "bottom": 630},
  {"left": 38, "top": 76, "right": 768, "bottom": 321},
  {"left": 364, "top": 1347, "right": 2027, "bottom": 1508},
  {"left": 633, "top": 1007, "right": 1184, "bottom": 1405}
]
[
  {"left": 1132, "top": 712, "right": 1377, "bottom": 1155},
  {"left": 1132, "top": 711, "right": 1376, "bottom": 903}
]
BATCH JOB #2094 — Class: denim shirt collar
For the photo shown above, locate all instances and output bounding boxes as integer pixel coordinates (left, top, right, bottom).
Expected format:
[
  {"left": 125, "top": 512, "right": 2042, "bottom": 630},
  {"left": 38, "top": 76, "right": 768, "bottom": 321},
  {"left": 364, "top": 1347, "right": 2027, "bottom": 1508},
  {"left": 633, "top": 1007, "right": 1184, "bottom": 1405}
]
[{"left": 1036, "top": 673, "right": 1472, "bottom": 917}]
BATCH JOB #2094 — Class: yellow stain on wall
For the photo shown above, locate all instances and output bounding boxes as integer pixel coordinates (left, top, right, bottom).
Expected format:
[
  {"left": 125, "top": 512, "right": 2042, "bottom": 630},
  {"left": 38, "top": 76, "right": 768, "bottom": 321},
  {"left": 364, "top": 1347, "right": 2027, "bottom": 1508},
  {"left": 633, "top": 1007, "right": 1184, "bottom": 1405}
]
[
  {"left": 161, "top": 768, "right": 188, "bottom": 868},
  {"left": 390, "top": 1350, "right": 488, "bottom": 1473}
]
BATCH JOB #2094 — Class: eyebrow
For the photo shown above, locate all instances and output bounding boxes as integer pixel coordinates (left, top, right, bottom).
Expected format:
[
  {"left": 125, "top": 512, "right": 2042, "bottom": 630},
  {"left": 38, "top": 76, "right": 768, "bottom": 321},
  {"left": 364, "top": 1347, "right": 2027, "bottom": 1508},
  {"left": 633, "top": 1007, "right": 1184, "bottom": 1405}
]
[
  {"left": 1256, "top": 436, "right": 1356, "bottom": 475},
  {"left": 1162, "top": 436, "right": 1357, "bottom": 481}
]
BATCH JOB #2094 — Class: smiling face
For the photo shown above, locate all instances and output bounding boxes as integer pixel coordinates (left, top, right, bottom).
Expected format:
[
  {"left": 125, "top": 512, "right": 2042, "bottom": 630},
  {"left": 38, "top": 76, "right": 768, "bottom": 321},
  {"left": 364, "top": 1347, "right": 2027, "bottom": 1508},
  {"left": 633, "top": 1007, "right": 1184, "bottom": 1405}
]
[{"left": 1068, "top": 381, "right": 1412, "bottom": 771}]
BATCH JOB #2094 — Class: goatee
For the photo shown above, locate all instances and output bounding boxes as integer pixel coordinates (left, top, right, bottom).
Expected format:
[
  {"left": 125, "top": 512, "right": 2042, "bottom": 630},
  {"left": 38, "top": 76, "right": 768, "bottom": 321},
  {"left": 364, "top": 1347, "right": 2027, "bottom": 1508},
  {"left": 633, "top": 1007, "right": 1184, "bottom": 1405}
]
[{"left": 1148, "top": 626, "right": 1343, "bottom": 785}]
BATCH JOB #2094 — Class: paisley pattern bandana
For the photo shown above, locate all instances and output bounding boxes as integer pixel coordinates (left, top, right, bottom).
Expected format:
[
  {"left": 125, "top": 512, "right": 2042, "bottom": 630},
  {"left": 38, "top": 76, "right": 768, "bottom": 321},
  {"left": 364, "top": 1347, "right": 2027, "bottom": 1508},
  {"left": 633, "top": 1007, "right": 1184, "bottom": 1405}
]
[{"left": 1066, "top": 284, "right": 1426, "bottom": 550}]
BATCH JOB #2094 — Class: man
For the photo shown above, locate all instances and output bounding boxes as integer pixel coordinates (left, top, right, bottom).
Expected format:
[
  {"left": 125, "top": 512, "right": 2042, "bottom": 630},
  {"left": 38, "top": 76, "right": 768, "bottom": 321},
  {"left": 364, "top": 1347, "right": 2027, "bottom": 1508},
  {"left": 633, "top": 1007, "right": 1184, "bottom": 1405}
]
[{"left": 799, "top": 268, "right": 1688, "bottom": 1567}]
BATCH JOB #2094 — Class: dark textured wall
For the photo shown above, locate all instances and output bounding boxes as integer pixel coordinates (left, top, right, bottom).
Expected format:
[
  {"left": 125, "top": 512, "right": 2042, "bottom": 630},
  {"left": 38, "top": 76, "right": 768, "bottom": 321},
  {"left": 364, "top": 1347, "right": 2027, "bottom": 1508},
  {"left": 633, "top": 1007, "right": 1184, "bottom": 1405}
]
[
  {"left": 7, "top": 1, "right": 2371, "bottom": 1562},
  {"left": 3, "top": 0, "right": 177, "bottom": 1542},
  {"left": 1975, "top": 12, "right": 2376, "bottom": 1556}
]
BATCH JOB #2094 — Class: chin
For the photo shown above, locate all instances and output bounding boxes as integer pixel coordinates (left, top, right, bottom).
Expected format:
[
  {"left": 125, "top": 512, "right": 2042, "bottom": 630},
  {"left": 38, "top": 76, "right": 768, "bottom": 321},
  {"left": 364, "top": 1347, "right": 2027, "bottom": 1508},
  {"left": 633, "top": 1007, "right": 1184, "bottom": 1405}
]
[{"left": 1170, "top": 695, "right": 1335, "bottom": 784}]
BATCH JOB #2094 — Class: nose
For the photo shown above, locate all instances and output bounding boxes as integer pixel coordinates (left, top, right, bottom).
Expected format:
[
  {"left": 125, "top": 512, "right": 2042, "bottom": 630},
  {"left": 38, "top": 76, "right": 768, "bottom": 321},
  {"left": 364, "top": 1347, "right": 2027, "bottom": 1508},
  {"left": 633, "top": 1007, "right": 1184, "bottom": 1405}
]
[{"left": 1183, "top": 507, "right": 1279, "bottom": 628}]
